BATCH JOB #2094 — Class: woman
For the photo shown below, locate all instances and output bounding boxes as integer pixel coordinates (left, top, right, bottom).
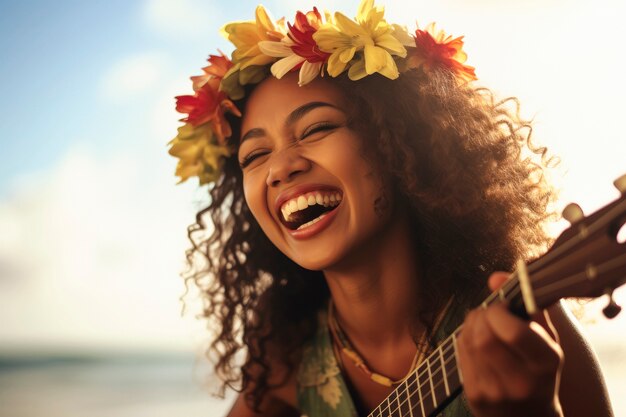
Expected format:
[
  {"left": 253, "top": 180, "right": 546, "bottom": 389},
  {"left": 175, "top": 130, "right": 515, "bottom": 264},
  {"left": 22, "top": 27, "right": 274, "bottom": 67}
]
[{"left": 169, "top": 2, "right": 614, "bottom": 416}]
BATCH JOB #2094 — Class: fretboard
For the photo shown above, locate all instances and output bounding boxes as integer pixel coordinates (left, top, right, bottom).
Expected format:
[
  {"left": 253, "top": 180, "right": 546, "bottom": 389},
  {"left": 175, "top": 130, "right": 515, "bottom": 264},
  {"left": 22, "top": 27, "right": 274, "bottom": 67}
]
[{"left": 367, "top": 276, "right": 523, "bottom": 417}]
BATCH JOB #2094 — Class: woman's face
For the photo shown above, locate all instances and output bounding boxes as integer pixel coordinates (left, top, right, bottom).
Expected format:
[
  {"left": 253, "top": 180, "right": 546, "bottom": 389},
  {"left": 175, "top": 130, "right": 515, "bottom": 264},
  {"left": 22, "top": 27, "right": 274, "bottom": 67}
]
[{"left": 239, "top": 74, "right": 395, "bottom": 271}]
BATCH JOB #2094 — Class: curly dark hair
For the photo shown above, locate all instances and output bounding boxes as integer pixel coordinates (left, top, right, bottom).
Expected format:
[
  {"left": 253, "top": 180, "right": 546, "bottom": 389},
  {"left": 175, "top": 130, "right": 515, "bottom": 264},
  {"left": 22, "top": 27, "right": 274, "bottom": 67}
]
[{"left": 181, "top": 68, "right": 556, "bottom": 411}]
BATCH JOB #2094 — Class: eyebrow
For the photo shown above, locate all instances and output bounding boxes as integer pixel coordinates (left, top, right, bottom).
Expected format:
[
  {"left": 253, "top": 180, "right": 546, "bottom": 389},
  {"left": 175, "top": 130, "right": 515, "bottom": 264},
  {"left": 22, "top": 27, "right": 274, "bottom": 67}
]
[{"left": 240, "top": 101, "right": 339, "bottom": 145}]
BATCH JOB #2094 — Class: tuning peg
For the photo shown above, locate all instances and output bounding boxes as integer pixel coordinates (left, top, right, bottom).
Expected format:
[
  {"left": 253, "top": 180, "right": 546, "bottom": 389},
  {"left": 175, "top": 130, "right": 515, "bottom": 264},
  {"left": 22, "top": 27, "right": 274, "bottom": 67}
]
[
  {"left": 602, "top": 289, "right": 622, "bottom": 319},
  {"left": 614, "top": 174, "right": 626, "bottom": 194},
  {"left": 562, "top": 203, "right": 584, "bottom": 224}
]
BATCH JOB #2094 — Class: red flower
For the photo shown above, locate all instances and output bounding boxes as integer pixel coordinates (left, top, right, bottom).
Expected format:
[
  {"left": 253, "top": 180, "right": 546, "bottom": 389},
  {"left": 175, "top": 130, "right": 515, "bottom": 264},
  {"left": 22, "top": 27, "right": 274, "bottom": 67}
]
[
  {"left": 408, "top": 23, "right": 476, "bottom": 82},
  {"left": 287, "top": 8, "right": 330, "bottom": 64},
  {"left": 175, "top": 52, "right": 241, "bottom": 144},
  {"left": 191, "top": 52, "right": 233, "bottom": 91}
]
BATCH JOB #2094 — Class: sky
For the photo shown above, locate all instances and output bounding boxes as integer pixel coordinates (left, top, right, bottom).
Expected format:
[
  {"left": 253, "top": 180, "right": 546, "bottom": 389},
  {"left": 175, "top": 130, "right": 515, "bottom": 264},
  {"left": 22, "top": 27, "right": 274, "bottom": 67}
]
[{"left": 0, "top": 0, "right": 625, "bottom": 411}]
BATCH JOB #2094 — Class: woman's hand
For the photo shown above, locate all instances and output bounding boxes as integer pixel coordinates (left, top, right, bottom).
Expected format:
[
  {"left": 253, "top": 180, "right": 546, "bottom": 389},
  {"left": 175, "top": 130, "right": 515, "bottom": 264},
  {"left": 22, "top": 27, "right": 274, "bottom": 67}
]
[{"left": 456, "top": 272, "right": 564, "bottom": 417}]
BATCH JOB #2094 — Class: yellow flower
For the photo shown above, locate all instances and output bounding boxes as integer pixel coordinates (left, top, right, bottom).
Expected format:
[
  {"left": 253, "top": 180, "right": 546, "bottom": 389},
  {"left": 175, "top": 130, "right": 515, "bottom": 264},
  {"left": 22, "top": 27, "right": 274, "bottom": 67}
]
[
  {"left": 221, "top": 5, "right": 285, "bottom": 69},
  {"left": 168, "top": 124, "right": 231, "bottom": 185},
  {"left": 219, "top": 5, "right": 285, "bottom": 99},
  {"left": 313, "top": 0, "right": 407, "bottom": 80}
]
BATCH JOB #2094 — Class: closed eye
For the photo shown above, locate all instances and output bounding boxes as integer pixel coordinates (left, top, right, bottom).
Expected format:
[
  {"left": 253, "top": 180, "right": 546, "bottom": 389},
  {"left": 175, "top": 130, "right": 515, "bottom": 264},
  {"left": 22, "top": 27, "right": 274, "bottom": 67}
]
[
  {"left": 239, "top": 123, "right": 339, "bottom": 169},
  {"left": 239, "top": 151, "right": 268, "bottom": 169},
  {"left": 301, "top": 122, "right": 338, "bottom": 139}
]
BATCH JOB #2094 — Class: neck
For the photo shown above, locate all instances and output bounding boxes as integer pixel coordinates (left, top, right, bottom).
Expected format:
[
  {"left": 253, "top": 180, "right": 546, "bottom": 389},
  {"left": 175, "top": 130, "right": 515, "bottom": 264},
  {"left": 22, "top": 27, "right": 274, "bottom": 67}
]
[{"left": 323, "top": 205, "right": 421, "bottom": 354}]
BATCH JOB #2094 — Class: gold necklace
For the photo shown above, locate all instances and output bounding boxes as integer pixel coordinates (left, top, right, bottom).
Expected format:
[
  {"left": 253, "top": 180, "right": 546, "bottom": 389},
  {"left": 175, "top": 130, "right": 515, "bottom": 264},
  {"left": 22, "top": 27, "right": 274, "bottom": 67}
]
[{"left": 327, "top": 300, "right": 427, "bottom": 387}]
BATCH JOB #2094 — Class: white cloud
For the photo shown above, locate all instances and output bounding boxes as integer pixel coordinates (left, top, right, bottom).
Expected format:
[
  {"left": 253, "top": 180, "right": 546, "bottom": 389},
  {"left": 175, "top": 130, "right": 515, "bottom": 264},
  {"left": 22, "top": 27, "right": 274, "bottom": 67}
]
[
  {"left": 0, "top": 145, "right": 205, "bottom": 352},
  {"left": 143, "top": 0, "right": 220, "bottom": 39},
  {"left": 99, "top": 52, "right": 168, "bottom": 103}
]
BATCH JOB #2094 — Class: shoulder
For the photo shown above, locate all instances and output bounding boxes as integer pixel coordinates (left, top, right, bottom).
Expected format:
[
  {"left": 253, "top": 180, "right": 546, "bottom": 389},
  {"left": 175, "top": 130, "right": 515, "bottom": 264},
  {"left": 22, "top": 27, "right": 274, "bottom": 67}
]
[{"left": 546, "top": 302, "right": 614, "bottom": 417}]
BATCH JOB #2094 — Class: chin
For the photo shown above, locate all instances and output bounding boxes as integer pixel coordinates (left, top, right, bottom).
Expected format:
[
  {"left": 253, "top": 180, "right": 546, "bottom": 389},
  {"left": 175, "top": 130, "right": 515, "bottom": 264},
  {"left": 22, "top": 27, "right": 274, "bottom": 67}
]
[
  {"left": 286, "top": 239, "right": 358, "bottom": 271},
  {"left": 283, "top": 240, "right": 343, "bottom": 271},
  {"left": 290, "top": 256, "right": 334, "bottom": 272}
]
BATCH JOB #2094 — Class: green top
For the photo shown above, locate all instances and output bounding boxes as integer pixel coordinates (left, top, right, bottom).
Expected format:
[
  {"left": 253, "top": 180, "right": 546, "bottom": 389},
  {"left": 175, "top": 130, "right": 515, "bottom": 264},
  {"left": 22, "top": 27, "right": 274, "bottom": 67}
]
[{"left": 296, "top": 304, "right": 474, "bottom": 417}]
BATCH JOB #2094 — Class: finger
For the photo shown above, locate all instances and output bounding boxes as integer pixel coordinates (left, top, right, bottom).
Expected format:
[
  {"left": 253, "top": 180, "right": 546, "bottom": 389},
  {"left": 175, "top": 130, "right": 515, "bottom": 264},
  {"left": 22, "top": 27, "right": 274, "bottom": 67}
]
[
  {"left": 484, "top": 304, "right": 563, "bottom": 370},
  {"left": 459, "top": 309, "right": 506, "bottom": 403},
  {"left": 487, "top": 271, "right": 510, "bottom": 292},
  {"left": 456, "top": 310, "right": 480, "bottom": 397},
  {"left": 531, "top": 305, "right": 561, "bottom": 345},
  {"left": 470, "top": 307, "right": 529, "bottom": 395}
]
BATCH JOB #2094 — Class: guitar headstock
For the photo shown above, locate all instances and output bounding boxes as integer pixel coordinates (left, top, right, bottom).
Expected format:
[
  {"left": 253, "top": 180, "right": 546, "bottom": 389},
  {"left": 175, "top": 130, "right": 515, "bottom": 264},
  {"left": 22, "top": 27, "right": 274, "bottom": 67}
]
[{"left": 528, "top": 174, "right": 626, "bottom": 318}]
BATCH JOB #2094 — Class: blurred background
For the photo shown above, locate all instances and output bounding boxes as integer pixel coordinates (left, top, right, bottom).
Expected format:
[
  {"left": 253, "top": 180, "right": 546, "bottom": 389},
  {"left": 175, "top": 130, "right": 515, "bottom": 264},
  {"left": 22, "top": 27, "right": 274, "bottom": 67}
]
[{"left": 0, "top": 0, "right": 624, "bottom": 416}]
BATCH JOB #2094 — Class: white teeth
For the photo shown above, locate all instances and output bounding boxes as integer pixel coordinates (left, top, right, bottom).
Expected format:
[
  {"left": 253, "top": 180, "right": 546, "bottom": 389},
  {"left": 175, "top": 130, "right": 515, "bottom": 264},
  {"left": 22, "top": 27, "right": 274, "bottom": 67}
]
[
  {"left": 296, "top": 213, "right": 327, "bottom": 230},
  {"left": 281, "top": 191, "right": 343, "bottom": 221},
  {"left": 297, "top": 195, "right": 308, "bottom": 210}
]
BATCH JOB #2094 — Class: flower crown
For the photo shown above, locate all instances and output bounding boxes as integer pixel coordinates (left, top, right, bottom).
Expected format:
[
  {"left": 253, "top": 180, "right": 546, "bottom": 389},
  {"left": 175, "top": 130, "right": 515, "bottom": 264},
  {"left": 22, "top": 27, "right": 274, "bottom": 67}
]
[{"left": 169, "top": 0, "right": 476, "bottom": 185}]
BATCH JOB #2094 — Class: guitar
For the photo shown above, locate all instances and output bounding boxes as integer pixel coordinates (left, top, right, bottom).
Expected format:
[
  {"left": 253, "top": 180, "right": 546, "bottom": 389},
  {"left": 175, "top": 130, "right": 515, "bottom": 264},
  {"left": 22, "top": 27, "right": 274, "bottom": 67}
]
[{"left": 367, "top": 174, "right": 626, "bottom": 417}]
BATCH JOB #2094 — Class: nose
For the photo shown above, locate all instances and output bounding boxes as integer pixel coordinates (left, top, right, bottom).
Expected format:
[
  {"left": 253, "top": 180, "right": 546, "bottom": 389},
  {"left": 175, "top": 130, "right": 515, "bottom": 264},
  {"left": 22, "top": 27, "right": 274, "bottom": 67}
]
[{"left": 266, "top": 147, "right": 311, "bottom": 187}]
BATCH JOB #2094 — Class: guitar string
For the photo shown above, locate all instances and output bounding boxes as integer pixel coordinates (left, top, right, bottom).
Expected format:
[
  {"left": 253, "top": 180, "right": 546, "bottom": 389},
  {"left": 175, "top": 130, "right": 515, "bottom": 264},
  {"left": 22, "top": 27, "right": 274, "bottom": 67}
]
[
  {"left": 511, "top": 252, "right": 626, "bottom": 300},
  {"left": 536, "top": 253, "right": 626, "bottom": 297},
  {"left": 479, "top": 253, "right": 621, "bottom": 315},
  {"left": 369, "top": 336, "right": 455, "bottom": 417},
  {"left": 370, "top": 330, "right": 463, "bottom": 417}
]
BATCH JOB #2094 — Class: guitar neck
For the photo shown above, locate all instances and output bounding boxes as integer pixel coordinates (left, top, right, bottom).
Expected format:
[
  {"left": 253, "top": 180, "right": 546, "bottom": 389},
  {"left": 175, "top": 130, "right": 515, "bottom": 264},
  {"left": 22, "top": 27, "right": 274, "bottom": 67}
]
[{"left": 367, "top": 277, "right": 525, "bottom": 417}]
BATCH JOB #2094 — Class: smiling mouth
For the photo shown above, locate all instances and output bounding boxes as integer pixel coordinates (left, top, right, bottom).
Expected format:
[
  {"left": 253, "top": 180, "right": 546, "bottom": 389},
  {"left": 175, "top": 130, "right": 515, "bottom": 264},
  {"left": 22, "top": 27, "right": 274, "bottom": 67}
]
[{"left": 279, "top": 191, "right": 342, "bottom": 231}]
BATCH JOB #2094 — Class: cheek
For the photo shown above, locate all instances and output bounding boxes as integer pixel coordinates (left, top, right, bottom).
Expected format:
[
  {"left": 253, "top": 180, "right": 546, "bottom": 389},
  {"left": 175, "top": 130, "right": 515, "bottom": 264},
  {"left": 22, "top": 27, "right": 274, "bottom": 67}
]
[
  {"left": 242, "top": 174, "right": 282, "bottom": 245},
  {"left": 325, "top": 141, "right": 378, "bottom": 193},
  {"left": 346, "top": 162, "right": 390, "bottom": 221}
]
